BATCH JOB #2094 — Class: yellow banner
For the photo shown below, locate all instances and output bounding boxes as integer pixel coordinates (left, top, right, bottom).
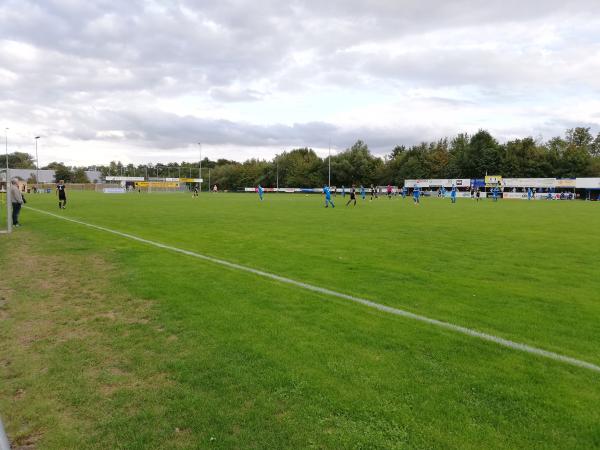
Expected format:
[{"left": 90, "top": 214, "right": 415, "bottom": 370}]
[
  {"left": 485, "top": 175, "right": 503, "bottom": 186},
  {"left": 556, "top": 179, "right": 576, "bottom": 188},
  {"left": 136, "top": 182, "right": 180, "bottom": 188}
]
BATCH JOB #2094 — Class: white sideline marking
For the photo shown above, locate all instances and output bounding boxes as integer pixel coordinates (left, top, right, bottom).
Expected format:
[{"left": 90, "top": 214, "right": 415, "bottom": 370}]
[{"left": 27, "top": 206, "right": 600, "bottom": 374}]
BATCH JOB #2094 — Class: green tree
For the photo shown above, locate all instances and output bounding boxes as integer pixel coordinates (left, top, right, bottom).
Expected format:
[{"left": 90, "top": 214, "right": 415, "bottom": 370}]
[
  {"left": 0, "top": 151, "right": 36, "bottom": 169},
  {"left": 330, "top": 140, "right": 382, "bottom": 186},
  {"left": 427, "top": 139, "right": 450, "bottom": 178},
  {"left": 469, "top": 130, "right": 503, "bottom": 177},
  {"left": 72, "top": 168, "right": 90, "bottom": 183},
  {"left": 447, "top": 133, "right": 470, "bottom": 178},
  {"left": 47, "top": 163, "right": 73, "bottom": 182},
  {"left": 566, "top": 127, "right": 593, "bottom": 151}
]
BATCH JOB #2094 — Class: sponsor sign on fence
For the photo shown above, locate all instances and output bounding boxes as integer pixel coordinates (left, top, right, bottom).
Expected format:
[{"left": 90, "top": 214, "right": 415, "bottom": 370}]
[
  {"left": 105, "top": 176, "right": 145, "bottom": 182},
  {"left": 136, "top": 182, "right": 180, "bottom": 188},
  {"left": 575, "top": 178, "right": 600, "bottom": 189},
  {"left": 503, "top": 192, "right": 574, "bottom": 200},
  {"left": 428, "top": 179, "right": 471, "bottom": 187},
  {"left": 503, "top": 178, "right": 556, "bottom": 188},
  {"left": 485, "top": 175, "right": 503, "bottom": 186},
  {"left": 405, "top": 179, "right": 470, "bottom": 188},
  {"left": 556, "top": 179, "right": 576, "bottom": 188}
]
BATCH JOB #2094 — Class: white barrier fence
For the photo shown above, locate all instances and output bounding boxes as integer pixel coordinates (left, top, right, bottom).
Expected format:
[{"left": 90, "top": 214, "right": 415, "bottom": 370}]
[{"left": 503, "top": 192, "right": 575, "bottom": 200}]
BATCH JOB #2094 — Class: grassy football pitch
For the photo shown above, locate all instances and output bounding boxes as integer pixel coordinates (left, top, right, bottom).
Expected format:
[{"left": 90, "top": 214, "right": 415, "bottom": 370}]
[{"left": 1, "top": 191, "right": 599, "bottom": 449}]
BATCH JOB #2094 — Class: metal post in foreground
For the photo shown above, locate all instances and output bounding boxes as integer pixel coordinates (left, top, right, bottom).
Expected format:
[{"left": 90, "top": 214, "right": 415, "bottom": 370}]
[{"left": 0, "top": 416, "right": 10, "bottom": 450}]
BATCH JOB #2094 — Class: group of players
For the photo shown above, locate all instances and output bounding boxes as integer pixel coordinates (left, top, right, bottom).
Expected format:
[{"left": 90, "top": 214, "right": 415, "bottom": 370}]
[{"left": 320, "top": 184, "right": 461, "bottom": 208}]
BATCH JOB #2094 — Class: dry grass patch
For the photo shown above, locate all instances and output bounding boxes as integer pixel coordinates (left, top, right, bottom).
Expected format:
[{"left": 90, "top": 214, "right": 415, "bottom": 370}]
[{"left": 0, "top": 230, "right": 176, "bottom": 448}]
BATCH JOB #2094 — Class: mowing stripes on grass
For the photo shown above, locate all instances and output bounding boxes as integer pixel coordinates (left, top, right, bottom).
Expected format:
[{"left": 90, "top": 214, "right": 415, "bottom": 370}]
[{"left": 26, "top": 206, "right": 600, "bottom": 375}]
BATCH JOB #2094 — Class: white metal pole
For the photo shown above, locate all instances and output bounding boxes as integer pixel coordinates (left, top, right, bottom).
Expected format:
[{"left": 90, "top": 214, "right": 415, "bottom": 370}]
[
  {"left": 328, "top": 140, "right": 331, "bottom": 187},
  {"left": 198, "top": 143, "right": 202, "bottom": 192},
  {"left": 35, "top": 136, "right": 40, "bottom": 190},
  {"left": 5, "top": 128, "right": 11, "bottom": 234},
  {"left": 276, "top": 155, "right": 279, "bottom": 192}
]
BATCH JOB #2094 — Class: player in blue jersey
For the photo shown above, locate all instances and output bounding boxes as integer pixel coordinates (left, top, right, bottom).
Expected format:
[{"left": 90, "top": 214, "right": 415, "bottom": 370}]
[
  {"left": 342, "top": 185, "right": 346, "bottom": 198},
  {"left": 527, "top": 187, "right": 532, "bottom": 200},
  {"left": 413, "top": 184, "right": 421, "bottom": 205},
  {"left": 360, "top": 185, "right": 366, "bottom": 200},
  {"left": 323, "top": 185, "right": 335, "bottom": 208},
  {"left": 402, "top": 186, "right": 407, "bottom": 199},
  {"left": 257, "top": 184, "right": 264, "bottom": 201},
  {"left": 492, "top": 186, "right": 500, "bottom": 202},
  {"left": 450, "top": 184, "right": 457, "bottom": 203}
]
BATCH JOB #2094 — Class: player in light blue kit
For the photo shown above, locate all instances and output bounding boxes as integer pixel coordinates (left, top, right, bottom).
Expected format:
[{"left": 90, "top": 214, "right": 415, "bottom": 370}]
[
  {"left": 450, "top": 184, "right": 457, "bottom": 203},
  {"left": 413, "top": 184, "right": 421, "bottom": 205},
  {"left": 341, "top": 185, "right": 346, "bottom": 198},
  {"left": 527, "top": 187, "right": 532, "bottom": 200},
  {"left": 257, "top": 184, "right": 264, "bottom": 201},
  {"left": 323, "top": 185, "right": 335, "bottom": 208},
  {"left": 492, "top": 186, "right": 500, "bottom": 202},
  {"left": 360, "top": 185, "right": 366, "bottom": 200},
  {"left": 402, "top": 186, "right": 407, "bottom": 199}
]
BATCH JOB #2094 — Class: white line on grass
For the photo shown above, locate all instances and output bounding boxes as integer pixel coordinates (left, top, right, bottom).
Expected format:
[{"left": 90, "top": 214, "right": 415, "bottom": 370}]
[{"left": 26, "top": 206, "right": 600, "bottom": 374}]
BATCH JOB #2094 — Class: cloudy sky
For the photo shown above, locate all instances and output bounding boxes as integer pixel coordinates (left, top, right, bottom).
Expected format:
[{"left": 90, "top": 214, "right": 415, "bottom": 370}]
[{"left": 1, "top": 0, "right": 599, "bottom": 166}]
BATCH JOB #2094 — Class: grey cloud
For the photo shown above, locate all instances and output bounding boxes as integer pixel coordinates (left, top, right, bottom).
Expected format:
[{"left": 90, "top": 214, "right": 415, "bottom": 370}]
[
  {"left": 55, "top": 107, "right": 426, "bottom": 155},
  {"left": 2, "top": 0, "right": 600, "bottom": 163}
]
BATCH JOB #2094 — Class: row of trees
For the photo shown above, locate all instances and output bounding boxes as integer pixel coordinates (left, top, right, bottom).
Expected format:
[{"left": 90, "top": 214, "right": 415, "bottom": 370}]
[{"left": 3, "top": 127, "right": 600, "bottom": 188}]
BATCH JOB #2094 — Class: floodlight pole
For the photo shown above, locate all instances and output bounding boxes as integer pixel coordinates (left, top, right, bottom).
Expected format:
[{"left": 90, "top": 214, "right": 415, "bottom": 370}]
[
  {"left": 35, "top": 136, "right": 41, "bottom": 190},
  {"left": 208, "top": 167, "right": 211, "bottom": 191},
  {"left": 328, "top": 139, "right": 331, "bottom": 187},
  {"left": 5, "top": 128, "right": 11, "bottom": 233},
  {"left": 198, "top": 142, "right": 202, "bottom": 191}
]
